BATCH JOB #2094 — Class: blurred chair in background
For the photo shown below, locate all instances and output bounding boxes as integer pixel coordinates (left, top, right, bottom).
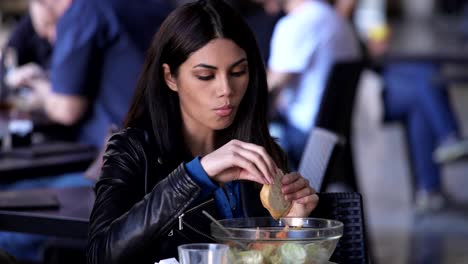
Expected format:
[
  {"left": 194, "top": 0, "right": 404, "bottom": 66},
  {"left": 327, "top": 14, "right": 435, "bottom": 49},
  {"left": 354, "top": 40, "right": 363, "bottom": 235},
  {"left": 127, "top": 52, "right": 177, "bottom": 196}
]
[
  {"left": 310, "top": 192, "right": 370, "bottom": 264},
  {"left": 298, "top": 127, "right": 343, "bottom": 192},
  {"left": 294, "top": 126, "right": 372, "bottom": 263},
  {"left": 267, "top": 0, "right": 361, "bottom": 169},
  {"left": 297, "top": 128, "right": 370, "bottom": 264},
  {"left": 315, "top": 60, "right": 365, "bottom": 192}
]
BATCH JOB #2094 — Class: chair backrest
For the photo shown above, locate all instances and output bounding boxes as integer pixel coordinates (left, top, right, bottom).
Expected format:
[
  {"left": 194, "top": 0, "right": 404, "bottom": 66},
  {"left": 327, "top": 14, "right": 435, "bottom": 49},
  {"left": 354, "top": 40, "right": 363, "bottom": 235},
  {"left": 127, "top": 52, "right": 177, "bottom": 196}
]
[
  {"left": 314, "top": 60, "right": 365, "bottom": 191},
  {"left": 310, "top": 192, "right": 369, "bottom": 264},
  {"left": 298, "top": 127, "right": 343, "bottom": 192},
  {"left": 315, "top": 60, "right": 364, "bottom": 137}
]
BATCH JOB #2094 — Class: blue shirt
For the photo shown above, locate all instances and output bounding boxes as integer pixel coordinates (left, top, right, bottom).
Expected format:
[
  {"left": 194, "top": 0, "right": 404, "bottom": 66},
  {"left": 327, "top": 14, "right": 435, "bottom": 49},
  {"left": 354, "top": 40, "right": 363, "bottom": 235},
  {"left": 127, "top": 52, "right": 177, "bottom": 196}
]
[
  {"left": 6, "top": 14, "right": 52, "bottom": 69},
  {"left": 185, "top": 157, "right": 243, "bottom": 219},
  {"left": 51, "top": 0, "right": 172, "bottom": 147}
]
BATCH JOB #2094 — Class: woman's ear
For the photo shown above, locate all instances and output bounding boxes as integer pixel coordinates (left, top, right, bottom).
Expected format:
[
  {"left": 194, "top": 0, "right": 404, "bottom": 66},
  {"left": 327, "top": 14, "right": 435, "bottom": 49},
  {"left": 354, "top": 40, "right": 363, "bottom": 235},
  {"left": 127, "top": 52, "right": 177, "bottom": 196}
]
[{"left": 162, "top": 64, "right": 178, "bottom": 92}]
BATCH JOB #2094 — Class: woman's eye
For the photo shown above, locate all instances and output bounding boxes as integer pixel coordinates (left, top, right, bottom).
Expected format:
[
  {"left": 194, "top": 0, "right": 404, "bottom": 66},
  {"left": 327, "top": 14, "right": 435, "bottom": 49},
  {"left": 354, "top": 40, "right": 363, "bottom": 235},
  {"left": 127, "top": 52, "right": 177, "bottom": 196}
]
[
  {"left": 231, "top": 70, "right": 247, "bottom": 77},
  {"left": 197, "top": 75, "right": 214, "bottom": 81}
]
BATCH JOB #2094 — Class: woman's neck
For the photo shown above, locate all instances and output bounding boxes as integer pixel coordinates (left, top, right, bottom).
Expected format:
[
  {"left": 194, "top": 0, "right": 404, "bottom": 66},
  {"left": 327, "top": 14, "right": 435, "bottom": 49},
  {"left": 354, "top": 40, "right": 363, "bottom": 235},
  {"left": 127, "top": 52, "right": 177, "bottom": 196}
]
[{"left": 183, "top": 125, "right": 215, "bottom": 157}]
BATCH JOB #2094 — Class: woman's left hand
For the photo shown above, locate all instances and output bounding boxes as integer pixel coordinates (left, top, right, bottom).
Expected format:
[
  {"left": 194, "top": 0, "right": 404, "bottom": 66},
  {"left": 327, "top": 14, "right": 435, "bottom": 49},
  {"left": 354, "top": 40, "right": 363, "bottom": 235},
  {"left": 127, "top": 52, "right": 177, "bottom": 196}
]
[{"left": 281, "top": 172, "right": 319, "bottom": 217}]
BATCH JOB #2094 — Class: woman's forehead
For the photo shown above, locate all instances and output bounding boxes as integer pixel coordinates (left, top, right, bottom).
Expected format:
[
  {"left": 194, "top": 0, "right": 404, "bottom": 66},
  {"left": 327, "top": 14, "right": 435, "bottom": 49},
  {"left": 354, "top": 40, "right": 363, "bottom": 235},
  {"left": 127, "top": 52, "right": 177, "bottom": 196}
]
[{"left": 184, "top": 38, "right": 247, "bottom": 66}]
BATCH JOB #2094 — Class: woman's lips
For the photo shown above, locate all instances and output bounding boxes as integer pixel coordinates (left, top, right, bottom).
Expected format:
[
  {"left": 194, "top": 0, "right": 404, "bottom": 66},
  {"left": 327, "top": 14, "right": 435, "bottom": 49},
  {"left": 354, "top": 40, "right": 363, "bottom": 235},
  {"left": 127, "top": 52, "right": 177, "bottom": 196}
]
[{"left": 214, "top": 106, "right": 233, "bottom": 117}]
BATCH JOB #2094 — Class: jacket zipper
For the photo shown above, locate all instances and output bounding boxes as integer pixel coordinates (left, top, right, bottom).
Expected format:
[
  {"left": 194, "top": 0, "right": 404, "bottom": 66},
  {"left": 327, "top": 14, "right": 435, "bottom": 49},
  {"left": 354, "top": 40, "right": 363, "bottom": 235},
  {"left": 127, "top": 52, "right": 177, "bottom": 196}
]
[{"left": 178, "top": 198, "right": 215, "bottom": 231}]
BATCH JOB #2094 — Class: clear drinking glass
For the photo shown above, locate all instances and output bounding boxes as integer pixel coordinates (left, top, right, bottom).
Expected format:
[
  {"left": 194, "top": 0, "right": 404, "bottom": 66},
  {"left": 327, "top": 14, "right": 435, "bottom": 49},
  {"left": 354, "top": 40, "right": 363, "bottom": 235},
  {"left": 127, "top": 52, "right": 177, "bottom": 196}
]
[{"left": 178, "top": 243, "right": 229, "bottom": 264}]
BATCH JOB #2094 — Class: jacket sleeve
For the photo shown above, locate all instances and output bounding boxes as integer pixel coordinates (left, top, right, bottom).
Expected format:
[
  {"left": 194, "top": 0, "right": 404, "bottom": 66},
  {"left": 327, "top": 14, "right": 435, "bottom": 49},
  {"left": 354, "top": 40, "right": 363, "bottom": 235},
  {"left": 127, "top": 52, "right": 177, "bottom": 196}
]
[{"left": 86, "top": 130, "right": 202, "bottom": 263}]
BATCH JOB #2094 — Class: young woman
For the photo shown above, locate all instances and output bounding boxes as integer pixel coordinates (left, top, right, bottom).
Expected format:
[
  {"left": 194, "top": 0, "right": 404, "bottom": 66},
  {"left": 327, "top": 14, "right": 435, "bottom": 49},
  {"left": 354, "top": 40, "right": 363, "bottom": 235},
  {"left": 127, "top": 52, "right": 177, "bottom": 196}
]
[{"left": 87, "top": 1, "right": 318, "bottom": 263}]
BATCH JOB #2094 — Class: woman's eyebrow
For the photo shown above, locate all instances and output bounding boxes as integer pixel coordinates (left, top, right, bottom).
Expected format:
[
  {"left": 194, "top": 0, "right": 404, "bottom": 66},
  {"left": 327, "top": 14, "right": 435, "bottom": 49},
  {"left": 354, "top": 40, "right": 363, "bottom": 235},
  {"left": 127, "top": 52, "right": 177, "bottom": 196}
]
[
  {"left": 193, "top": 63, "right": 217, "bottom": 69},
  {"left": 230, "top": 58, "right": 247, "bottom": 68},
  {"left": 192, "top": 58, "right": 247, "bottom": 69}
]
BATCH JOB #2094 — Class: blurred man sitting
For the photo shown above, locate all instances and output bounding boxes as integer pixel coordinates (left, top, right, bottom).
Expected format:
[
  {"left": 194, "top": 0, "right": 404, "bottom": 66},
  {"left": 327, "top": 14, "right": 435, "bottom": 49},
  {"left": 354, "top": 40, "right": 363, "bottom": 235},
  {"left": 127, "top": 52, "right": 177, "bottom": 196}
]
[
  {"left": 0, "top": 0, "right": 173, "bottom": 262},
  {"left": 1, "top": 0, "right": 54, "bottom": 110},
  {"left": 267, "top": 0, "right": 361, "bottom": 168}
]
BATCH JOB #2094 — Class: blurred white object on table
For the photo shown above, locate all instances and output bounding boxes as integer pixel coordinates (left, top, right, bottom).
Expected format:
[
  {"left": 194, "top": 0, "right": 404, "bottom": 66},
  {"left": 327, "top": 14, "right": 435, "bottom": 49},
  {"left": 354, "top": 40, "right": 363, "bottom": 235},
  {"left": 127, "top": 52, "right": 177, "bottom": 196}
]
[{"left": 155, "top": 258, "right": 179, "bottom": 264}]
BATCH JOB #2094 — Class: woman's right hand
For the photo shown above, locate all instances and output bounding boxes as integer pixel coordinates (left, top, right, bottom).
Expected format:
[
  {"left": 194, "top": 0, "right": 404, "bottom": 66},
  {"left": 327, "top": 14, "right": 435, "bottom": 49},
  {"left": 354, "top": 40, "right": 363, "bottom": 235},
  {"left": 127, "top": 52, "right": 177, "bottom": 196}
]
[{"left": 200, "top": 139, "right": 277, "bottom": 185}]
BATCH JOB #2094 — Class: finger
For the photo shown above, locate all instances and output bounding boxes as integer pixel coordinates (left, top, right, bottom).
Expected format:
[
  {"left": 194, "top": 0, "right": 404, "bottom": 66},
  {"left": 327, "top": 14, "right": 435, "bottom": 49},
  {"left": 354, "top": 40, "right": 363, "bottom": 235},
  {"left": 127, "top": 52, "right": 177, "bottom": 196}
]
[
  {"left": 233, "top": 145, "right": 274, "bottom": 184},
  {"left": 239, "top": 170, "right": 269, "bottom": 185},
  {"left": 281, "top": 172, "right": 301, "bottom": 185},
  {"left": 284, "top": 186, "right": 314, "bottom": 201},
  {"left": 237, "top": 141, "right": 277, "bottom": 181},
  {"left": 241, "top": 143, "right": 277, "bottom": 183},
  {"left": 294, "top": 194, "right": 319, "bottom": 208},
  {"left": 231, "top": 153, "right": 269, "bottom": 184},
  {"left": 282, "top": 177, "right": 309, "bottom": 195}
]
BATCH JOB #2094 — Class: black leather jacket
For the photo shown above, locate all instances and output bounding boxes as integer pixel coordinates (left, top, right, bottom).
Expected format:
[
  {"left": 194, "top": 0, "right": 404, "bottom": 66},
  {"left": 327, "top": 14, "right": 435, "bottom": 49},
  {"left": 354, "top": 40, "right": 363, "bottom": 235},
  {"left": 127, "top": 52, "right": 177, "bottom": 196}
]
[{"left": 86, "top": 128, "right": 271, "bottom": 264}]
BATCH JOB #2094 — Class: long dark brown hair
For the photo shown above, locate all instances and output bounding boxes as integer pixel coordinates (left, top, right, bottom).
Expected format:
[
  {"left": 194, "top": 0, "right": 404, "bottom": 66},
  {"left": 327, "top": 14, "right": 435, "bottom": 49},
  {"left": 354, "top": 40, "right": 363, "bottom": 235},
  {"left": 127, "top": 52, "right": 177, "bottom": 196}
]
[{"left": 125, "top": 0, "right": 287, "bottom": 169}]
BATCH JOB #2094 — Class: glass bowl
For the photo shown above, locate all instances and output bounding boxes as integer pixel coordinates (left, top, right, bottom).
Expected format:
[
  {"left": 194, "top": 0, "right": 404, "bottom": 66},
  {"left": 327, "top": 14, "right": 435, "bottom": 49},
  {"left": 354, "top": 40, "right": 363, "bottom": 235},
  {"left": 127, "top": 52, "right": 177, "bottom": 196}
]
[{"left": 210, "top": 217, "right": 343, "bottom": 264}]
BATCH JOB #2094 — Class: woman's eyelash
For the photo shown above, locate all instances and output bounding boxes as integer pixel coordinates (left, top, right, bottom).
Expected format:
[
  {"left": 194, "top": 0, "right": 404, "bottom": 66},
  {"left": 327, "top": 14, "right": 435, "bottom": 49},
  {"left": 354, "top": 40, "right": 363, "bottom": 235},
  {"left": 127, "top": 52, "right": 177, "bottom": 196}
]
[
  {"left": 196, "top": 70, "right": 246, "bottom": 80},
  {"left": 197, "top": 75, "right": 214, "bottom": 81},
  {"left": 231, "top": 70, "right": 247, "bottom": 77}
]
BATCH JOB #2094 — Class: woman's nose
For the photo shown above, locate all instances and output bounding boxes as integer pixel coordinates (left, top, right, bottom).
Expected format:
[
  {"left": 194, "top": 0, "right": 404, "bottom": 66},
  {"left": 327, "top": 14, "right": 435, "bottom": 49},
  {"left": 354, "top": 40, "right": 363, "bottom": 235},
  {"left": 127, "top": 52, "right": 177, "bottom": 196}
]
[{"left": 216, "top": 76, "right": 233, "bottom": 97}]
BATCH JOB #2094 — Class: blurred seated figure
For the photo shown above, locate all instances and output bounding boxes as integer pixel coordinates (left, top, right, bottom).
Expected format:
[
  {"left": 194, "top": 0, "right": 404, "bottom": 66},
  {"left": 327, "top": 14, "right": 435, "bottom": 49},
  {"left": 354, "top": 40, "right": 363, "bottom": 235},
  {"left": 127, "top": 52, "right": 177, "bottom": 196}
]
[
  {"left": 383, "top": 63, "right": 468, "bottom": 212},
  {"left": 2, "top": 0, "right": 54, "bottom": 72},
  {"left": 266, "top": 0, "right": 361, "bottom": 168},
  {"left": 354, "top": 0, "right": 468, "bottom": 213},
  {"left": 0, "top": 0, "right": 54, "bottom": 109},
  {"left": 10, "top": 0, "right": 172, "bottom": 149},
  {"left": 0, "top": 0, "right": 173, "bottom": 262},
  {"left": 0, "top": 2, "right": 60, "bottom": 262}
]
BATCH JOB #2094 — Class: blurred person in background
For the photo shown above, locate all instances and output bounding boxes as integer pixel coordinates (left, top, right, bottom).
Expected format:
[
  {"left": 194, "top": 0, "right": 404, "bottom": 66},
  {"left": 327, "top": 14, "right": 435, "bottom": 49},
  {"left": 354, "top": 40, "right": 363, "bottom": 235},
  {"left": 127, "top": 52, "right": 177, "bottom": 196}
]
[
  {"left": 330, "top": 0, "right": 357, "bottom": 18},
  {"left": 383, "top": 63, "right": 468, "bottom": 212},
  {"left": 27, "top": 0, "right": 173, "bottom": 149},
  {"left": 355, "top": 0, "right": 468, "bottom": 213},
  {"left": 267, "top": 0, "right": 361, "bottom": 168},
  {"left": 328, "top": 0, "right": 377, "bottom": 66},
  {"left": 0, "top": 0, "right": 54, "bottom": 107},
  {"left": 0, "top": 1, "right": 58, "bottom": 262},
  {"left": 0, "top": 0, "right": 173, "bottom": 262},
  {"left": 228, "top": 0, "right": 283, "bottom": 63}
]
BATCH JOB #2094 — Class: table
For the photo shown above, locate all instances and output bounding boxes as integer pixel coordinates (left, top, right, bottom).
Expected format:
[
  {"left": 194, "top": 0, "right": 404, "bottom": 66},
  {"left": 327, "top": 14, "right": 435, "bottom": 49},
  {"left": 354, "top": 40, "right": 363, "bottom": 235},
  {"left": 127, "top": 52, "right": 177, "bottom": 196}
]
[
  {"left": 0, "top": 142, "right": 96, "bottom": 183},
  {"left": 0, "top": 186, "right": 94, "bottom": 239}
]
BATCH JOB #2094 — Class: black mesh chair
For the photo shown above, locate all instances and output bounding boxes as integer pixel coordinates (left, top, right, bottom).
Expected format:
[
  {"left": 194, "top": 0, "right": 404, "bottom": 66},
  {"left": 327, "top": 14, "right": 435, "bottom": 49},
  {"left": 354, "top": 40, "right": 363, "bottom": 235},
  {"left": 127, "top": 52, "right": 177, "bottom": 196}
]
[
  {"left": 315, "top": 60, "right": 365, "bottom": 192},
  {"left": 310, "top": 192, "right": 369, "bottom": 264}
]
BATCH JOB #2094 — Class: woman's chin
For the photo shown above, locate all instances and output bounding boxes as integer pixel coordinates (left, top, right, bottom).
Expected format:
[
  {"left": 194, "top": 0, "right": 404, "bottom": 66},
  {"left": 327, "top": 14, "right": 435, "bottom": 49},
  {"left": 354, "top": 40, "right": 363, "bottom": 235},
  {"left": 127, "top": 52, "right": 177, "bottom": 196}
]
[{"left": 212, "top": 118, "right": 235, "bottom": 130}]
